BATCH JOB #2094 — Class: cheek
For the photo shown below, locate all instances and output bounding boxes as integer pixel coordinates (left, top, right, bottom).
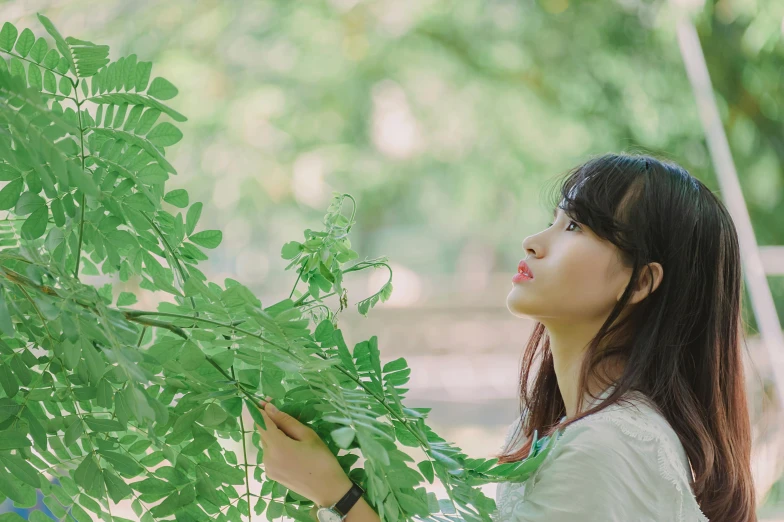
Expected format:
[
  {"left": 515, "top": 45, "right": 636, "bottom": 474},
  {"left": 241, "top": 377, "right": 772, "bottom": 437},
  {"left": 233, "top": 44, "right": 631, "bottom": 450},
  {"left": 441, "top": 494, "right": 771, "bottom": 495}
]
[
  {"left": 556, "top": 253, "right": 619, "bottom": 307},
  {"left": 507, "top": 250, "right": 618, "bottom": 318}
]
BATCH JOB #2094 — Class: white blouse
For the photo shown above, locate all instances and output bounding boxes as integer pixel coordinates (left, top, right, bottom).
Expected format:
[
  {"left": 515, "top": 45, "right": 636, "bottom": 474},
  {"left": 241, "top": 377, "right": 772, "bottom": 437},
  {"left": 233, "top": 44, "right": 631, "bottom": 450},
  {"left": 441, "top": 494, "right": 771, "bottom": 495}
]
[{"left": 493, "top": 385, "right": 710, "bottom": 521}]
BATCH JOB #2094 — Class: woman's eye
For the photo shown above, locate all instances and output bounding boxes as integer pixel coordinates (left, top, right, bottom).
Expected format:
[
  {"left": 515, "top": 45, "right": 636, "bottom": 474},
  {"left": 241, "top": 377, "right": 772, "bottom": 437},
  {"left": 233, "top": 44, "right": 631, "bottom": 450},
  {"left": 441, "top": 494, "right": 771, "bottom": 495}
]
[{"left": 546, "top": 221, "right": 580, "bottom": 231}]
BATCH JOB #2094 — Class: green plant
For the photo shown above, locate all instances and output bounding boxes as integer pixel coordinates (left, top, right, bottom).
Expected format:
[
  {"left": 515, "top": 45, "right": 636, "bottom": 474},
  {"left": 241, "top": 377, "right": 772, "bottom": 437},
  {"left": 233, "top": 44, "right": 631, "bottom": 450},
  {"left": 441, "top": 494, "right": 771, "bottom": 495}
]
[{"left": 0, "top": 13, "right": 562, "bottom": 522}]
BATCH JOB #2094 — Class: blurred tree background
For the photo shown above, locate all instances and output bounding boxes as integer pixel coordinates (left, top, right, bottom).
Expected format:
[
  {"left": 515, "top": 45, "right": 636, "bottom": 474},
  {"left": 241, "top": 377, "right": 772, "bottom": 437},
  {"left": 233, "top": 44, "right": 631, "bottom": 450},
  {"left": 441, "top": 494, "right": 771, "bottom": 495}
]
[{"left": 2, "top": 0, "right": 784, "bottom": 519}]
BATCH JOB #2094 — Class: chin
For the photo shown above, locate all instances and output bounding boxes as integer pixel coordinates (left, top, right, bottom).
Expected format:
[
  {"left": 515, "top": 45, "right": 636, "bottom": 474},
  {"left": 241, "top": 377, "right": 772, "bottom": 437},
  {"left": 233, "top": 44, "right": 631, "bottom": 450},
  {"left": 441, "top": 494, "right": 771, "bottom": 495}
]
[{"left": 506, "top": 293, "right": 533, "bottom": 318}]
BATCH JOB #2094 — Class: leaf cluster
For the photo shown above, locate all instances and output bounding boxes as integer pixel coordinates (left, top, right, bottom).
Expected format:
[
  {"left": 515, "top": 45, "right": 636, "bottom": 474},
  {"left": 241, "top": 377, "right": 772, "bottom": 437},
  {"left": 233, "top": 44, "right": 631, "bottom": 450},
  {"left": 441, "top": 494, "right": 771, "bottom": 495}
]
[{"left": 0, "top": 14, "right": 563, "bottom": 522}]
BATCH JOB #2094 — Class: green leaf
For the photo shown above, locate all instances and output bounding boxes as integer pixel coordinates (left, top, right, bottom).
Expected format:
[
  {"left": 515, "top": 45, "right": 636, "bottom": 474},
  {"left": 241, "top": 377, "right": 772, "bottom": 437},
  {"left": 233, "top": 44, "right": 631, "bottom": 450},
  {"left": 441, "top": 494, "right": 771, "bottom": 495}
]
[
  {"left": 97, "top": 449, "right": 144, "bottom": 477},
  {"left": 121, "top": 54, "right": 137, "bottom": 91},
  {"left": 102, "top": 469, "right": 133, "bottom": 502},
  {"left": 164, "top": 188, "right": 188, "bottom": 208},
  {"left": 185, "top": 202, "right": 202, "bottom": 236},
  {"left": 0, "top": 22, "right": 18, "bottom": 52},
  {"left": 62, "top": 339, "right": 81, "bottom": 370},
  {"left": 0, "top": 179, "right": 24, "bottom": 211},
  {"left": 382, "top": 357, "right": 408, "bottom": 373},
  {"left": 29, "top": 37, "right": 48, "bottom": 63},
  {"left": 84, "top": 417, "right": 125, "bottom": 432},
  {"left": 188, "top": 230, "right": 222, "bottom": 249},
  {"left": 0, "top": 165, "right": 19, "bottom": 181},
  {"left": 134, "top": 61, "right": 152, "bottom": 91},
  {"left": 59, "top": 75, "right": 72, "bottom": 96},
  {"left": 0, "top": 292, "right": 14, "bottom": 337},
  {"left": 417, "top": 460, "right": 434, "bottom": 483},
  {"left": 14, "top": 28, "right": 34, "bottom": 57},
  {"left": 221, "top": 397, "right": 242, "bottom": 417},
  {"left": 0, "top": 429, "right": 31, "bottom": 450},
  {"left": 37, "top": 13, "right": 76, "bottom": 75},
  {"left": 171, "top": 403, "right": 207, "bottom": 436},
  {"left": 393, "top": 421, "right": 420, "bottom": 447},
  {"left": 21, "top": 205, "right": 48, "bottom": 240},
  {"left": 124, "top": 192, "right": 156, "bottom": 212},
  {"left": 131, "top": 476, "right": 175, "bottom": 495},
  {"left": 117, "top": 292, "right": 137, "bottom": 306},
  {"left": 0, "top": 364, "right": 19, "bottom": 399},
  {"left": 0, "top": 452, "right": 41, "bottom": 488},
  {"left": 66, "top": 37, "right": 110, "bottom": 77},
  {"left": 9, "top": 355, "right": 31, "bottom": 386},
  {"left": 0, "top": 467, "right": 26, "bottom": 505},
  {"left": 64, "top": 417, "right": 84, "bottom": 447},
  {"left": 360, "top": 434, "right": 389, "bottom": 466},
  {"left": 89, "top": 93, "right": 187, "bottom": 124},
  {"left": 122, "top": 104, "right": 143, "bottom": 131},
  {"left": 201, "top": 403, "right": 228, "bottom": 427},
  {"left": 43, "top": 69, "right": 57, "bottom": 93},
  {"left": 314, "top": 319, "right": 335, "bottom": 343},
  {"left": 146, "top": 122, "right": 183, "bottom": 147},
  {"left": 198, "top": 461, "right": 245, "bottom": 485},
  {"left": 281, "top": 241, "right": 302, "bottom": 260},
  {"left": 331, "top": 427, "right": 355, "bottom": 449},
  {"left": 15, "top": 192, "right": 46, "bottom": 216},
  {"left": 43, "top": 49, "right": 59, "bottom": 69},
  {"left": 0, "top": 399, "right": 19, "bottom": 424},
  {"left": 245, "top": 399, "right": 266, "bottom": 431},
  {"left": 50, "top": 198, "right": 65, "bottom": 227},
  {"left": 195, "top": 468, "right": 224, "bottom": 507},
  {"left": 177, "top": 341, "right": 204, "bottom": 371},
  {"left": 147, "top": 77, "right": 178, "bottom": 100},
  {"left": 74, "top": 455, "right": 103, "bottom": 495}
]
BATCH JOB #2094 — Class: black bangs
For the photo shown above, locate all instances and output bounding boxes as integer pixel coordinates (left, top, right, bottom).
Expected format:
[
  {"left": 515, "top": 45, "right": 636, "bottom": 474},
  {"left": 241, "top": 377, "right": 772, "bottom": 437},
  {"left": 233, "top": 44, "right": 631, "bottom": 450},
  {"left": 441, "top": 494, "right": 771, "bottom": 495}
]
[{"left": 547, "top": 153, "right": 651, "bottom": 260}]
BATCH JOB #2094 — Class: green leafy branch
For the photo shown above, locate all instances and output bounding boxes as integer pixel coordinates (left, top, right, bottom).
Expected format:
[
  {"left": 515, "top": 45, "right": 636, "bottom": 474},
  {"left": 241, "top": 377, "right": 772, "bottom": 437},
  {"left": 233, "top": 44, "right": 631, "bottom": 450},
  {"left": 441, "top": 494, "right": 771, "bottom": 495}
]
[{"left": 0, "top": 13, "right": 566, "bottom": 522}]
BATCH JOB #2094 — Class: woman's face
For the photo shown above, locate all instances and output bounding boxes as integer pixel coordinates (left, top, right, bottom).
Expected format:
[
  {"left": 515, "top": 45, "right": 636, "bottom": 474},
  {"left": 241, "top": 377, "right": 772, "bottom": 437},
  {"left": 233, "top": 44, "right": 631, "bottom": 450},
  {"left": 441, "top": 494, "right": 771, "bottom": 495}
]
[{"left": 507, "top": 204, "right": 632, "bottom": 327}]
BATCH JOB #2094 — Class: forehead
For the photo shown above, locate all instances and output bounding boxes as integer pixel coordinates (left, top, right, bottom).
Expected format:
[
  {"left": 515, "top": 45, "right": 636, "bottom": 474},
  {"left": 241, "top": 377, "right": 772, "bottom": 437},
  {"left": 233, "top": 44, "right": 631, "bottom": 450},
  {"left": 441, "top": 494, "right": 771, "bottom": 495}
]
[{"left": 552, "top": 201, "right": 568, "bottom": 218}]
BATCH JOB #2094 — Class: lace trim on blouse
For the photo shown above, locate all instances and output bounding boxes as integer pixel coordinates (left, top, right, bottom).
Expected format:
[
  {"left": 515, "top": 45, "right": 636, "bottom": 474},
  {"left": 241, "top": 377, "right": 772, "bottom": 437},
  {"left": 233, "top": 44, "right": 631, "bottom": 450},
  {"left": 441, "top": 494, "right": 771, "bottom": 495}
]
[{"left": 493, "top": 393, "right": 709, "bottom": 522}]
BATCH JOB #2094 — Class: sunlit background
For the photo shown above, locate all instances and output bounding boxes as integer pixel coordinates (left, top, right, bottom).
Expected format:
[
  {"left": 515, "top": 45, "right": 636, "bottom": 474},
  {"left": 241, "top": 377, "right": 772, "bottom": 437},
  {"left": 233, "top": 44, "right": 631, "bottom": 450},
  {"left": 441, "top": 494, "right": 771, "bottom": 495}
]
[{"left": 2, "top": 0, "right": 784, "bottom": 519}]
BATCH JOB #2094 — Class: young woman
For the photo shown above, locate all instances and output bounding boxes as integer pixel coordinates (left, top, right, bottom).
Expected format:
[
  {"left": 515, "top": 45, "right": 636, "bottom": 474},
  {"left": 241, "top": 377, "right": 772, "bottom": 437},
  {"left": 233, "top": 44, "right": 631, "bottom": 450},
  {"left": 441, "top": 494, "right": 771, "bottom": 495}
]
[
  {"left": 254, "top": 152, "right": 757, "bottom": 522},
  {"left": 496, "top": 152, "right": 756, "bottom": 521}
]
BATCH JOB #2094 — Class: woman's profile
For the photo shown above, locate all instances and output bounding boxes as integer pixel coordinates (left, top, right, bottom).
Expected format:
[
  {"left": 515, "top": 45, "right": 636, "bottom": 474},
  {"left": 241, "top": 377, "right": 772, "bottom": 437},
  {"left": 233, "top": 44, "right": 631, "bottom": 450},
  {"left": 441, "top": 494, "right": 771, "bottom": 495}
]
[{"left": 496, "top": 151, "right": 756, "bottom": 521}]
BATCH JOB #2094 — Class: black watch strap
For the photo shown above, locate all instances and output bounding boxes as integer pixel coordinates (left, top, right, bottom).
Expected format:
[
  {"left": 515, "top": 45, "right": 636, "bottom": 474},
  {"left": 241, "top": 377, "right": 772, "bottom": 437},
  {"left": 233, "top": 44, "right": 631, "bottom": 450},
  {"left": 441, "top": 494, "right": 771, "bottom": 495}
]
[{"left": 333, "top": 482, "right": 364, "bottom": 517}]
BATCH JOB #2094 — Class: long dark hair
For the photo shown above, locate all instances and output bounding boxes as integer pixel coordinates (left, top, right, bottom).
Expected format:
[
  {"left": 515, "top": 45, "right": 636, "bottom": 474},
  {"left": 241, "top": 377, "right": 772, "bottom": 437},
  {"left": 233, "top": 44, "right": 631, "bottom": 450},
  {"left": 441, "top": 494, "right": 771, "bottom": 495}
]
[{"left": 496, "top": 152, "right": 756, "bottom": 522}]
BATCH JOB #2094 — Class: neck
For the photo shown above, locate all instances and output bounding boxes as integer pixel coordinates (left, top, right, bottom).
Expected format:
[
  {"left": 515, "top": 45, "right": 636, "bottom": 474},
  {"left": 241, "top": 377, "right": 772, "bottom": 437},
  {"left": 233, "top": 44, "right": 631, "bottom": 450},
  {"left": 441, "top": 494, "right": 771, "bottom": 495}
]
[{"left": 546, "top": 321, "right": 622, "bottom": 418}]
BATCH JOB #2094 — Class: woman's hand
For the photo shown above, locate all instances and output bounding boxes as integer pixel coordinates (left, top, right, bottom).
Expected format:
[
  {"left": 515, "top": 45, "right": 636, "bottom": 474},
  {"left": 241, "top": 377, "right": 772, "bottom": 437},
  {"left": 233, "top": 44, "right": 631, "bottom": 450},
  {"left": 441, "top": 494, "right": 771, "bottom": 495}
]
[{"left": 254, "top": 396, "right": 354, "bottom": 508}]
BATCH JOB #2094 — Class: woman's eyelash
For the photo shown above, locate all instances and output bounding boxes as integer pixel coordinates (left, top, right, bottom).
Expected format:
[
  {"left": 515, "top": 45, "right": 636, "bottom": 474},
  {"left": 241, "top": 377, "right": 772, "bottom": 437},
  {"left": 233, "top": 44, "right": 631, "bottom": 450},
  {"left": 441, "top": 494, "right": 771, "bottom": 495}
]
[{"left": 547, "top": 220, "right": 580, "bottom": 231}]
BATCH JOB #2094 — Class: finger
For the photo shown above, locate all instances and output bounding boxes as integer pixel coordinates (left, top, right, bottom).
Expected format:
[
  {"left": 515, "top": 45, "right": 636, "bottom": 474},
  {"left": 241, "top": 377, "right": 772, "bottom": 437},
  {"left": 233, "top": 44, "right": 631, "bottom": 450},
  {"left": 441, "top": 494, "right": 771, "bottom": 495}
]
[
  {"left": 264, "top": 401, "right": 311, "bottom": 441},
  {"left": 255, "top": 405, "right": 282, "bottom": 441}
]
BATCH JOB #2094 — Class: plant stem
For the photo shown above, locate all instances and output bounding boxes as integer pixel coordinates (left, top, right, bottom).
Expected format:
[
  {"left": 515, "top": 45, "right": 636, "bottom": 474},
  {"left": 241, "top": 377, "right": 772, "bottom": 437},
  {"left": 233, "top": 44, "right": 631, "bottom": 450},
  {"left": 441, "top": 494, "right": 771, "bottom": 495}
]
[{"left": 72, "top": 82, "right": 87, "bottom": 280}]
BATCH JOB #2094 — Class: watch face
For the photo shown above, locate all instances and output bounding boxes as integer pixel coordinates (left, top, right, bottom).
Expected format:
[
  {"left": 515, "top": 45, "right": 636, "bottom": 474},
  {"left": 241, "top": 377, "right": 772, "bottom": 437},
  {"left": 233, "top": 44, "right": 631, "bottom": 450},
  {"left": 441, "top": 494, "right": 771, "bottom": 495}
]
[{"left": 317, "top": 507, "right": 343, "bottom": 522}]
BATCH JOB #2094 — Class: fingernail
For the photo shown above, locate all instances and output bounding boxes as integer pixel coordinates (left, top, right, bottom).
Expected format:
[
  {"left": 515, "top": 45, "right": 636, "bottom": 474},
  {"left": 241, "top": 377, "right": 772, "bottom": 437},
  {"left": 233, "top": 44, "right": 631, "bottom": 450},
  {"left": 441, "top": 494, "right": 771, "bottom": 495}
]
[{"left": 266, "top": 402, "right": 278, "bottom": 413}]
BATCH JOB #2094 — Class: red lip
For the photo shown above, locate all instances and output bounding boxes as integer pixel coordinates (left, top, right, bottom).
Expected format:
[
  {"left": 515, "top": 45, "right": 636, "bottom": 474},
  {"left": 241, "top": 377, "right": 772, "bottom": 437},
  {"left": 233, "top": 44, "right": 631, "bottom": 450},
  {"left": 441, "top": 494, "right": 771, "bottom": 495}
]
[
  {"left": 513, "top": 260, "right": 534, "bottom": 283},
  {"left": 517, "top": 260, "right": 534, "bottom": 278}
]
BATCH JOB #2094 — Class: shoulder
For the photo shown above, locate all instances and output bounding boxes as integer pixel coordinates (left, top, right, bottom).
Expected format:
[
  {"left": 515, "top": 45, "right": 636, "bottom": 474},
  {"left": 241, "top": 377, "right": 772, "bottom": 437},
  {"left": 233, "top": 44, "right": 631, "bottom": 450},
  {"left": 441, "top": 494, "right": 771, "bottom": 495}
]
[
  {"left": 547, "top": 398, "right": 657, "bottom": 473},
  {"left": 553, "top": 391, "right": 686, "bottom": 475},
  {"left": 559, "top": 391, "right": 667, "bottom": 447},
  {"left": 535, "top": 391, "right": 709, "bottom": 521}
]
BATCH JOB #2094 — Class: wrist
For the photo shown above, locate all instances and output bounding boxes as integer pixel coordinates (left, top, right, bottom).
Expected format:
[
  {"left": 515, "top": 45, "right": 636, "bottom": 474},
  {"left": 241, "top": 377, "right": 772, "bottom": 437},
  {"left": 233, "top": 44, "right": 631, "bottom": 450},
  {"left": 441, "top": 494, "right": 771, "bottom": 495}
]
[{"left": 316, "top": 475, "right": 355, "bottom": 508}]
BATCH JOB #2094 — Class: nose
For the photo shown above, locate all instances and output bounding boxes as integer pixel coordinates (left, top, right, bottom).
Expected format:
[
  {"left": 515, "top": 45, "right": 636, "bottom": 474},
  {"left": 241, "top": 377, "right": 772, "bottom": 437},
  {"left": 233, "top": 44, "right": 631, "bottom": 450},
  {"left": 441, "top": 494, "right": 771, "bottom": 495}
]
[{"left": 522, "top": 234, "right": 539, "bottom": 259}]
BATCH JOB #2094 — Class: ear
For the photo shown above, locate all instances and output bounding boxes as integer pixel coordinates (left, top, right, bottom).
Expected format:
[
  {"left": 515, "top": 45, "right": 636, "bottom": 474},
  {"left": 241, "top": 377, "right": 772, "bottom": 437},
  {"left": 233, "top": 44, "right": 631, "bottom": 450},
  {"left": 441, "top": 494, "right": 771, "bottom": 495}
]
[{"left": 626, "top": 262, "right": 663, "bottom": 305}]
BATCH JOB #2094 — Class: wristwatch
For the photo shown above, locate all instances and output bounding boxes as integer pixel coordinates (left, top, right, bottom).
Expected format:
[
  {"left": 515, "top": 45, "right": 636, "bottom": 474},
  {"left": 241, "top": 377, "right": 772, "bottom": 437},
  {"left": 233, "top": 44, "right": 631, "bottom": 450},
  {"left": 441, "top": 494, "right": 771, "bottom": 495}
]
[{"left": 316, "top": 481, "right": 365, "bottom": 522}]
